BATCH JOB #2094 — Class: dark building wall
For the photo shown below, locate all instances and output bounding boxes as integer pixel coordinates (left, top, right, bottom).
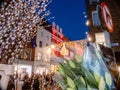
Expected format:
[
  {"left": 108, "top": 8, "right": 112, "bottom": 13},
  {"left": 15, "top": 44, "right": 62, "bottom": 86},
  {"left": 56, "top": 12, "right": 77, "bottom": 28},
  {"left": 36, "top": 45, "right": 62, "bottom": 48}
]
[
  {"left": 107, "top": 0, "right": 120, "bottom": 52},
  {"left": 86, "top": 0, "right": 120, "bottom": 62},
  {"left": 86, "top": 0, "right": 104, "bottom": 42}
]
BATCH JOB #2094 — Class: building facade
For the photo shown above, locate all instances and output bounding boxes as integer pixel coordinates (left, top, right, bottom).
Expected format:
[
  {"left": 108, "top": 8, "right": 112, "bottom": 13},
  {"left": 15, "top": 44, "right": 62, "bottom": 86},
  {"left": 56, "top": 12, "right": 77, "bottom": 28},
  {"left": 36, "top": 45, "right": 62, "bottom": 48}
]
[
  {"left": 33, "top": 22, "right": 70, "bottom": 74},
  {"left": 86, "top": 0, "right": 120, "bottom": 63},
  {"left": 16, "top": 22, "right": 71, "bottom": 75}
]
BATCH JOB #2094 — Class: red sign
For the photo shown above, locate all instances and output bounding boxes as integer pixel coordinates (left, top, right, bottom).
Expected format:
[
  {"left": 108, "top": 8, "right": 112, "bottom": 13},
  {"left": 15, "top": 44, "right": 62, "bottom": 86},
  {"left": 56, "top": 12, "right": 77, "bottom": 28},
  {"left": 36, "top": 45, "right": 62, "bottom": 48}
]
[{"left": 102, "top": 2, "right": 113, "bottom": 33}]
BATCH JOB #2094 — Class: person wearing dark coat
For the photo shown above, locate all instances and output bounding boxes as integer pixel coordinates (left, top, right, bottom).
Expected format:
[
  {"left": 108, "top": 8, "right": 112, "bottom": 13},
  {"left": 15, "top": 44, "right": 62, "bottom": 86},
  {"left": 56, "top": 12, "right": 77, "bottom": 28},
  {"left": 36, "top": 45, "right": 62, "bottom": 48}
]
[
  {"left": 32, "top": 74, "right": 40, "bottom": 90},
  {"left": 7, "top": 77, "right": 15, "bottom": 90},
  {"left": 33, "top": 78, "right": 39, "bottom": 90},
  {"left": 22, "top": 80, "right": 31, "bottom": 90},
  {"left": 22, "top": 74, "right": 31, "bottom": 90}
]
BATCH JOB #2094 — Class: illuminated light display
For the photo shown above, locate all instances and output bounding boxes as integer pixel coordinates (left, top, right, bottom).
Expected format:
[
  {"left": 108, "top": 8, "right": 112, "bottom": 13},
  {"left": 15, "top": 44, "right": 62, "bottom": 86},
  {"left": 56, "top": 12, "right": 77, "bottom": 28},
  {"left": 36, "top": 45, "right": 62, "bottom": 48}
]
[
  {"left": 52, "top": 27, "right": 56, "bottom": 35},
  {"left": 60, "top": 34, "right": 63, "bottom": 39},
  {"left": 0, "top": 0, "right": 51, "bottom": 63},
  {"left": 51, "top": 25, "right": 63, "bottom": 44},
  {"left": 102, "top": 2, "right": 113, "bottom": 33},
  {"left": 60, "top": 43, "right": 69, "bottom": 56},
  {"left": 49, "top": 40, "right": 87, "bottom": 60}
]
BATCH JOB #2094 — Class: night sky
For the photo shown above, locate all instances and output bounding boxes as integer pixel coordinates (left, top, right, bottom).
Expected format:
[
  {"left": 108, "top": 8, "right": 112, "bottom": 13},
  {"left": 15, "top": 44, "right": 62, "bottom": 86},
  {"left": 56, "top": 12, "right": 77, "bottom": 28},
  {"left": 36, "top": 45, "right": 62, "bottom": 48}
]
[{"left": 48, "top": 0, "right": 88, "bottom": 41}]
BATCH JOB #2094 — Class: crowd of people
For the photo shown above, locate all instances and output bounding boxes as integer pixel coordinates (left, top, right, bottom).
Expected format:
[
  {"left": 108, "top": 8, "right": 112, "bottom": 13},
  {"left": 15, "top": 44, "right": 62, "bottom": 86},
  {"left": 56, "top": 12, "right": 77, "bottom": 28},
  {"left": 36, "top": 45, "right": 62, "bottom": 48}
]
[{"left": 7, "top": 72, "right": 61, "bottom": 90}]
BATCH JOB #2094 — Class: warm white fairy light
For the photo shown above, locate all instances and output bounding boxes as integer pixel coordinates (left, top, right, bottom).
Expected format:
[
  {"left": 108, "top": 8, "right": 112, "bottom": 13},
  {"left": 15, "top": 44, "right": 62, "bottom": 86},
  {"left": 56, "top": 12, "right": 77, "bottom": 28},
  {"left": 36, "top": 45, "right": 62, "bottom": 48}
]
[{"left": 0, "top": 0, "right": 52, "bottom": 64}]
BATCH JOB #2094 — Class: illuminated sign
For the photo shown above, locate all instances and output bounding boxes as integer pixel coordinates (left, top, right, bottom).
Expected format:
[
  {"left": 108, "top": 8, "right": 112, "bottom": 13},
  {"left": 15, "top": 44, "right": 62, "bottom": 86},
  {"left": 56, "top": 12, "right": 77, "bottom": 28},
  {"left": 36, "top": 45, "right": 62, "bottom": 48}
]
[
  {"left": 60, "top": 43, "right": 69, "bottom": 56},
  {"left": 102, "top": 2, "right": 113, "bottom": 33},
  {"left": 49, "top": 40, "right": 87, "bottom": 60},
  {"left": 52, "top": 27, "right": 63, "bottom": 44}
]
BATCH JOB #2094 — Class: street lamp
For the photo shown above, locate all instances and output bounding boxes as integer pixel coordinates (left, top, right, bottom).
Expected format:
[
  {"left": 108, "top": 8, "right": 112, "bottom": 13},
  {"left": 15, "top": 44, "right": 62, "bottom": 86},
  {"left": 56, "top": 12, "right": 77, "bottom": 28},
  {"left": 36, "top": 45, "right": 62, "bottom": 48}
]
[
  {"left": 88, "top": 36, "right": 92, "bottom": 42},
  {"left": 85, "top": 20, "right": 90, "bottom": 26}
]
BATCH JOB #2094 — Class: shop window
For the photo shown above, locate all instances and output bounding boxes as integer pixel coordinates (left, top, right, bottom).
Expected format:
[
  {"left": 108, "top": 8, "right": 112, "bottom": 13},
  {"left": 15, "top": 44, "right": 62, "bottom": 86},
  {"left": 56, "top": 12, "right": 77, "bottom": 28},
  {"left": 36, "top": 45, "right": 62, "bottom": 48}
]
[
  {"left": 89, "top": 0, "right": 99, "bottom": 5},
  {"left": 39, "top": 41, "right": 42, "bottom": 47},
  {"left": 92, "top": 10, "right": 101, "bottom": 27}
]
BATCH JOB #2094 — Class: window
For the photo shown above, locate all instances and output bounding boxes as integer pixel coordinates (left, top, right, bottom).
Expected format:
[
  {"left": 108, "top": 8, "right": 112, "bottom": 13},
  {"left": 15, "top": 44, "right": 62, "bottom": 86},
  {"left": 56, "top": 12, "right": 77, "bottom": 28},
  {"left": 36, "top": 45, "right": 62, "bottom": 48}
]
[
  {"left": 92, "top": 10, "right": 101, "bottom": 27},
  {"left": 44, "top": 54, "right": 49, "bottom": 62},
  {"left": 46, "top": 44, "right": 48, "bottom": 46},
  {"left": 95, "top": 33, "right": 105, "bottom": 46},
  {"left": 47, "top": 36, "right": 49, "bottom": 40},
  {"left": 39, "top": 41, "right": 42, "bottom": 47},
  {"left": 38, "top": 52, "right": 42, "bottom": 60},
  {"left": 89, "top": 0, "right": 99, "bottom": 5}
]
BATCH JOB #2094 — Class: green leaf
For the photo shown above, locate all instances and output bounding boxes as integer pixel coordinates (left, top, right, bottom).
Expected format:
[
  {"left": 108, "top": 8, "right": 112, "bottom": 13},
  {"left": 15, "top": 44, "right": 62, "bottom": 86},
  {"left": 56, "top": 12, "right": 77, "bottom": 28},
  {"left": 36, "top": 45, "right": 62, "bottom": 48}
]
[
  {"left": 94, "top": 72, "right": 101, "bottom": 82},
  {"left": 68, "top": 60, "right": 76, "bottom": 68},
  {"left": 67, "top": 76, "right": 76, "bottom": 89},
  {"left": 82, "top": 67, "right": 98, "bottom": 87},
  {"left": 105, "top": 72, "right": 112, "bottom": 86},
  {"left": 75, "top": 54, "right": 82, "bottom": 63},
  {"left": 60, "top": 62, "right": 77, "bottom": 78},
  {"left": 87, "top": 84, "right": 92, "bottom": 90},
  {"left": 98, "top": 76, "right": 105, "bottom": 90},
  {"left": 79, "top": 76, "right": 86, "bottom": 85},
  {"left": 58, "top": 64, "right": 65, "bottom": 75}
]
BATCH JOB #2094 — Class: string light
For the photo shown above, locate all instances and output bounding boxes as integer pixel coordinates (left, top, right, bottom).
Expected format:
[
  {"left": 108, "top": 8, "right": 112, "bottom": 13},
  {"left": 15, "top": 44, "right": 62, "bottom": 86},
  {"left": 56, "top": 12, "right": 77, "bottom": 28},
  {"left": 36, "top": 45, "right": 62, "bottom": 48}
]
[{"left": 0, "top": 0, "right": 52, "bottom": 64}]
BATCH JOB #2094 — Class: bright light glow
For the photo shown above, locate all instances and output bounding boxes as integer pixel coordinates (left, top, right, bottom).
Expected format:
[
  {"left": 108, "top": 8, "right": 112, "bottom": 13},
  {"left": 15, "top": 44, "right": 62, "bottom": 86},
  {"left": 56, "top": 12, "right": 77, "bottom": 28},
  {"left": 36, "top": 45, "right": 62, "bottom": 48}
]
[
  {"left": 36, "top": 69, "right": 40, "bottom": 74},
  {"left": 86, "top": 20, "right": 90, "bottom": 26},
  {"left": 47, "top": 48, "right": 51, "bottom": 54},
  {"left": 118, "top": 66, "right": 120, "bottom": 72},
  {"left": 0, "top": 0, "right": 51, "bottom": 63},
  {"left": 84, "top": 15, "right": 87, "bottom": 18},
  {"left": 51, "top": 44, "right": 55, "bottom": 49},
  {"left": 88, "top": 37, "right": 92, "bottom": 42},
  {"left": 85, "top": 32, "right": 88, "bottom": 35}
]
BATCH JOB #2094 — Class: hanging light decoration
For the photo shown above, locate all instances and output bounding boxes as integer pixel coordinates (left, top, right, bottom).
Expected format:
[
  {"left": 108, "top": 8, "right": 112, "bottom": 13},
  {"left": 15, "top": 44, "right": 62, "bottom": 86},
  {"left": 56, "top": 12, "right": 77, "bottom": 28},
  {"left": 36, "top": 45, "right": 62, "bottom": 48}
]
[{"left": 0, "top": 0, "right": 52, "bottom": 64}]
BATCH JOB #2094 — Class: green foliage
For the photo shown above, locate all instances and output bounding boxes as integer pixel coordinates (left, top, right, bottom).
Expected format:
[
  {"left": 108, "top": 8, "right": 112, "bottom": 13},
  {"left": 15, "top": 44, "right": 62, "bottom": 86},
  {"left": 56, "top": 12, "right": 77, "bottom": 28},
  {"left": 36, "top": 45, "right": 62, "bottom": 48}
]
[
  {"left": 67, "top": 76, "right": 76, "bottom": 89},
  {"left": 94, "top": 72, "right": 101, "bottom": 82},
  {"left": 105, "top": 72, "right": 112, "bottom": 86},
  {"left": 58, "top": 64, "right": 65, "bottom": 75},
  {"left": 68, "top": 60, "right": 76, "bottom": 68},
  {"left": 56, "top": 54, "right": 112, "bottom": 90},
  {"left": 75, "top": 54, "right": 83, "bottom": 63},
  {"left": 98, "top": 76, "right": 105, "bottom": 90}
]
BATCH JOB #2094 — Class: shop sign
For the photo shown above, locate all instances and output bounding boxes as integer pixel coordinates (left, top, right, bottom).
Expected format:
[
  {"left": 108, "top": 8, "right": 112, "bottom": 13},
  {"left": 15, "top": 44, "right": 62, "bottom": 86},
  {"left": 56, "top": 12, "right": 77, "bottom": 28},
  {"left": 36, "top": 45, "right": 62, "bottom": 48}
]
[{"left": 102, "top": 2, "right": 113, "bottom": 33}]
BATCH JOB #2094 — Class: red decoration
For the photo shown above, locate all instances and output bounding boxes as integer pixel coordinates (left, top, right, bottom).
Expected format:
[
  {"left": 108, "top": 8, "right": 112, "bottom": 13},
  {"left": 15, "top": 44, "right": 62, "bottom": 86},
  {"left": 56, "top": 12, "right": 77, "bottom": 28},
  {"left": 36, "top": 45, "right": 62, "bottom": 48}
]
[
  {"left": 55, "top": 51, "right": 63, "bottom": 57},
  {"left": 52, "top": 28, "right": 56, "bottom": 35},
  {"left": 60, "top": 34, "right": 63, "bottom": 39}
]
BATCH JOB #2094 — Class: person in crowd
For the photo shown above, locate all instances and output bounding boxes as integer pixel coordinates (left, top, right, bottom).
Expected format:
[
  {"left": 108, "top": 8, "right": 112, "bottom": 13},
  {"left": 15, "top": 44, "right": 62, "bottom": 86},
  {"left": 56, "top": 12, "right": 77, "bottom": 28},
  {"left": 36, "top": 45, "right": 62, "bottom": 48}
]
[
  {"left": 7, "top": 75, "right": 15, "bottom": 90},
  {"left": 32, "top": 74, "right": 40, "bottom": 90},
  {"left": 30, "top": 72, "right": 34, "bottom": 84},
  {"left": 22, "top": 74, "right": 31, "bottom": 90}
]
